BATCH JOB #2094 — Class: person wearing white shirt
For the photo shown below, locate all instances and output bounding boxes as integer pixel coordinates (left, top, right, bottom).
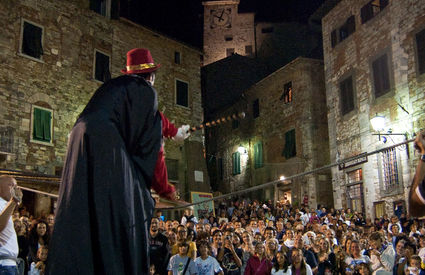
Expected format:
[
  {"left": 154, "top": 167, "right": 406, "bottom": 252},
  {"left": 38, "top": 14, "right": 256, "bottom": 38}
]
[
  {"left": 194, "top": 242, "right": 223, "bottom": 275},
  {"left": 0, "top": 176, "right": 23, "bottom": 275},
  {"left": 368, "top": 232, "right": 395, "bottom": 275}
]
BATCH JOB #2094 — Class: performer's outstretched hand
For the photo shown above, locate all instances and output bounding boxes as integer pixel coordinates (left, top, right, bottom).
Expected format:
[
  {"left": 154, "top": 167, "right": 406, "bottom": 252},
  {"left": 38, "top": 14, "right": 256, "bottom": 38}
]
[
  {"left": 173, "top": 125, "right": 190, "bottom": 142},
  {"left": 162, "top": 190, "right": 177, "bottom": 201}
]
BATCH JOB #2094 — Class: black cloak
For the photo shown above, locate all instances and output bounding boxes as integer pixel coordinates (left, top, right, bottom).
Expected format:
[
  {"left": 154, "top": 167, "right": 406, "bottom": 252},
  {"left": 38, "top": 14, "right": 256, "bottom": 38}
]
[{"left": 47, "top": 75, "right": 162, "bottom": 274}]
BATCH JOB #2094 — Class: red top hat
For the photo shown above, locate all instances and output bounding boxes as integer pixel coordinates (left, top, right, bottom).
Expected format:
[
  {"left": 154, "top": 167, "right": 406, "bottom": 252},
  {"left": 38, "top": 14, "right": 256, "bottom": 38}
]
[{"left": 121, "top": 48, "right": 161, "bottom": 74}]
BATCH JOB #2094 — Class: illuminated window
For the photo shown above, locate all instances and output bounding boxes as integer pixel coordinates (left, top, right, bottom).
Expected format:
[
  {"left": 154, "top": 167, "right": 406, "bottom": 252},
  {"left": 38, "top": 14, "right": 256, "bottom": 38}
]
[
  {"left": 381, "top": 148, "right": 399, "bottom": 191},
  {"left": 346, "top": 169, "right": 364, "bottom": 213},
  {"left": 280, "top": 82, "right": 292, "bottom": 104}
]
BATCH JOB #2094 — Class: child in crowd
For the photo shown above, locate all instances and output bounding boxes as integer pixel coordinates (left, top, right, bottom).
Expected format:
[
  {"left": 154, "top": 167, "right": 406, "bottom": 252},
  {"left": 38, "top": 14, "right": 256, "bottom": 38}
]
[
  {"left": 194, "top": 241, "right": 223, "bottom": 275},
  {"left": 406, "top": 255, "right": 425, "bottom": 275},
  {"left": 29, "top": 246, "right": 48, "bottom": 275},
  {"left": 168, "top": 242, "right": 197, "bottom": 275}
]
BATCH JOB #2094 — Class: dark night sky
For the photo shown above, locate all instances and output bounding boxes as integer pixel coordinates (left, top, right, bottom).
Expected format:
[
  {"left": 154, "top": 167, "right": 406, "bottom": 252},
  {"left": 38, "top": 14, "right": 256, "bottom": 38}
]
[{"left": 120, "top": 0, "right": 325, "bottom": 49}]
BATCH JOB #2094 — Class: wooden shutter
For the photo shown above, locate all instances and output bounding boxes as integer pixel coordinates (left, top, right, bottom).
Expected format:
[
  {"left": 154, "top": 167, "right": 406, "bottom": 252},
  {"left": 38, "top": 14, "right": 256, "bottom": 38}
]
[
  {"left": 33, "top": 108, "right": 43, "bottom": 140},
  {"left": 331, "top": 30, "right": 337, "bottom": 48},
  {"left": 42, "top": 110, "right": 51, "bottom": 141},
  {"left": 283, "top": 130, "right": 296, "bottom": 159},
  {"left": 254, "top": 142, "right": 263, "bottom": 168},
  {"left": 233, "top": 152, "right": 240, "bottom": 175},
  {"left": 340, "top": 76, "right": 354, "bottom": 115},
  {"left": 361, "top": 3, "right": 373, "bottom": 24},
  {"left": 346, "top": 16, "right": 356, "bottom": 36},
  {"left": 373, "top": 54, "right": 390, "bottom": 97},
  {"left": 416, "top": 29, "right": 425, "bottom": 75}
]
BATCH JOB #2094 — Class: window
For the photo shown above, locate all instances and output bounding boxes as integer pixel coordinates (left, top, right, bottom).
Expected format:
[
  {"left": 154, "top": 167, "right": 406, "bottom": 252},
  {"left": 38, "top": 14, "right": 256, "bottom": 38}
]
[
  {"left": 0, "top": 127, "right": 14, "bottom": 153},
  {"left": 226, "top": 48, "right": 235, "bottom": 57},
  {"left": 225, "top": 35, "right": 233, "bottom": 41},
  {"left": 252, "top": 99, "right": 259, "bottom": 118},
  {"left": 374, "top": 201, "right": 385, "bottom": 219},
  {"left": 340, "top": 76, "right": 355, "bottom": 115},
  {"left": 165, "top": 159, "right": 179, "bottom": 182},
  {"left": 232, "top": 152, "right": 241, "bottom": 175},
  {"left": 280, "top": 82, "right": 292, "bottom": 103},
  {"left": 416, "top": 29, "right": 425, "bottom": 75},
  {"left": 282, "top": 129, "right": 296, "bottom": 159},
  {"left": 174, "top": 51, "right": 181, "bottom": 64},
  {"left": 361, "top": 0, "right": 389, "bottom": 24},
  {"left": 90, "top": 0, "right": 110, "bottom": 17},
  {"left": 21, "top": 21, "right": 43, "bottom": 59},
  {"left": 339, "top": 16, "right": 355, "bottom": 42},
  {"left": 372, "top": 53, "right": 391, "bottom": 97},
  {"left": 218, "top": 158, "right": 223, "bottom": 180},
  {"left": 261, "top": 27, "right": 274, "bottom": 33},
  {"left": 32, "top": 106, "right": 52, "bottom": 143},
  {"left": 245, "top": 45, "right": 253, "bottom": 55},
  {"left": 254, "top": 142, "right": 263, "bottom": 169},
  {"left": 330, "top": 15, "right": 355, "bottom": 48},
  {"left": 176, "top": 79, "right": 189, "bottom": 107},
  {"left": 381, "top": 148, "right": 399, "bottom": 191},
  {"left": 232, "top": 119, "right": 239, "bottom": 129},
  {"left": 346, "top": 169, "right": 364, "bottom": 213},
  {"left": 94, "top": 50, "right": 110, "bottom": 82}
]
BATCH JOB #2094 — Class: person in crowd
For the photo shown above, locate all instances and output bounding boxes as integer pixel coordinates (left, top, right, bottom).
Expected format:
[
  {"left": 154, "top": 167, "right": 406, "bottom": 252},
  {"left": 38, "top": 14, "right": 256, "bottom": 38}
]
[
  {"left": 211, "top": 229, "right": 223, "bottom": 258},
  {"left": 265, "top": 238, "right": 279, "bottom": 262},
  {"left": 217, "top": 229, "right": 242, "bottom": 275},
  {"left": 28, "top": 220, "right": 50, "bottom": 265},
  {"left": 244, "top": 242, "right": 272, "bottom": 275},
  {"left": 29, "top": 245, "right": 48, "bottom": 275},
  {"left": 287, "top": 234, "right": 317, "bottom": 273},
  {"left": 168, "top": 242, "right": 197, "bottom": 275},
  {"left": 182, "top": 208, "right": 198, "bottom": 226},
  {"left": 344, "top": 240, "right": 370, "bottom": 273},
  {"left": 46, "top": 214, "right": 54, "bottom": 236},
  {"left": 240, "top": 231, "right": 254, "bottom": 274},
  {"left": 0, "top": 175, "right": 23, "bottom": 274},
  {"left": 290, "top": 248, "right": 313, "bottom": 275},
  {"left": 405, "top": 255, "right": 425, "bottom": 275},
  {"left": 172, "top": 225, "right": 197, "bottom": 260},
  {"left": 194, "top": 241, "right": 223, "bottom": 275},
  {"left": 271, "top": 251, "right": 290, "bottom": 275},
  {"left": 368, "top": 232, "right": 395, "bottom": 275},
  {"left": 150, "top": 217, "right": 171, "bottom": 275},
  {"left": 355, "top": 262, "right": 372, "bottom": 275}
]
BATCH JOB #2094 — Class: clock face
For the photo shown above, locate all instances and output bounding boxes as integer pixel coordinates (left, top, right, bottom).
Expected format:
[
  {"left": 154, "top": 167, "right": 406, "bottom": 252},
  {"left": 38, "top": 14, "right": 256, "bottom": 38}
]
[{"left": 210, "top": 8, "right": 231, "bottom": 28}]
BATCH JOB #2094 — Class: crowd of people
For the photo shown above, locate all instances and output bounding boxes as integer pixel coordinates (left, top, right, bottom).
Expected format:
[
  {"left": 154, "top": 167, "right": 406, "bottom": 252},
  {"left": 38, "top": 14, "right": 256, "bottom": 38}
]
[{"left": 3, "top": 192, "right": 425, "bottom": 275}]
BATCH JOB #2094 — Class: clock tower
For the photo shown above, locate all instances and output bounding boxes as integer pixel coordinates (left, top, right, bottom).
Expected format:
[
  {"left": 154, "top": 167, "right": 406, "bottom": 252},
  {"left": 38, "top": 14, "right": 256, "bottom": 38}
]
[{"left": 202, "top": 1, "right": 255, "bottom": 65}]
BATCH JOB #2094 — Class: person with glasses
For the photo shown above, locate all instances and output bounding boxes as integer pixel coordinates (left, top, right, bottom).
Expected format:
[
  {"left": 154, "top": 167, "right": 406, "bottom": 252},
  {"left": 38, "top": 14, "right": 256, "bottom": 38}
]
[{"left": 172, "top": 225, "right": 197, "bottom": 261}]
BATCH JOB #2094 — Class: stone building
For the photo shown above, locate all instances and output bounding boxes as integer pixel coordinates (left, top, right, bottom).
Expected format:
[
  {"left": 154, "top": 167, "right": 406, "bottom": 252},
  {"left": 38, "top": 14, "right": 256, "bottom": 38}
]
[
  {"left": 206, "top": 57, "right": 332, "bottom": 208},
  {"left": 0, "top": 0, "right": 208, "bottom": 217},
  {"left": 202, "top": 0, "right": 323, "bottom": 68},
  {"left": 322, "top": 0, "right": 425, "bottom": 217}
]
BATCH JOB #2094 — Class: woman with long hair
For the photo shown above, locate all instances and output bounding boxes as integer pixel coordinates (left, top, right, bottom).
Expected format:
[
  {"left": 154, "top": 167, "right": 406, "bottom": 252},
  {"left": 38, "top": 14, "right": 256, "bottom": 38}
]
[
  {"left": 290, "top": 248, "right": 313, "bottom": 275},
  {"left": 271, "top": 251, "right": 290, "bottom": 275},
  {"left": 244, "top": 242, "right": 273, "bottom": 275},
  {"left": 241, "top": 231, "right": 254, "bottom": 274},
  {"left": 27, "top": 220, "right": 50, "bottom": 265}
]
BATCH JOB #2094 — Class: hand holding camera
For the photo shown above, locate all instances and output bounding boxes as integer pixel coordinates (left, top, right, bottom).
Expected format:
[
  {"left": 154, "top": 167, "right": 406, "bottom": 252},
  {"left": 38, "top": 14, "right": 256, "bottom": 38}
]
[{"left": 10, "top": 185, "right": 23, "bottom": 204}]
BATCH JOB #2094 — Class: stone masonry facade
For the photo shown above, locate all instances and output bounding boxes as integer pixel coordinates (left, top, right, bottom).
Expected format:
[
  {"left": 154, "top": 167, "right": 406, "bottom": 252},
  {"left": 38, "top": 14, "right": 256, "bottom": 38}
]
[
  {"left": 208, "top": 58, "right": 332, "bottom": 208},
  {"left": 323, "top": 0, "right": 425, "bottom": 218},
  {"left": 0, "top": 0, "right": 208, "bottom": 215}
]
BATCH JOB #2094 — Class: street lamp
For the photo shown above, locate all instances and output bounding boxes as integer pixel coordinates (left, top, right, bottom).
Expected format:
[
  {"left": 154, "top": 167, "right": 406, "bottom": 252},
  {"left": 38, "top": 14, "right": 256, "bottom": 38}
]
[
  {"left": 237, "top": 145, "right": 247, "bottom": 154},
  {"left": 370, "top": 114, "right": 407, "bottom": 143}
]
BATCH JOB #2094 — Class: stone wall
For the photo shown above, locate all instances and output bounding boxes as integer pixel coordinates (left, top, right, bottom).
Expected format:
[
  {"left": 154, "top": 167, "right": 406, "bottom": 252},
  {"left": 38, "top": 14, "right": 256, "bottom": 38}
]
[
  {"left": 209, "top": 58, "right": 332, "bottom": 208},
  {"left": 0, "top": 0, "right": 208, "bottom": 212},
  {"left": 322, "top": 0, "right": 425, "bottom": 217}
]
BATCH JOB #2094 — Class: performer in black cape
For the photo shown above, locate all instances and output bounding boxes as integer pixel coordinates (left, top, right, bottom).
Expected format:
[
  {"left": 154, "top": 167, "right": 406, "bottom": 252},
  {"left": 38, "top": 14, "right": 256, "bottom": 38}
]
[{"left": 47, "top": 48, "right": 176, "bottom": 274}]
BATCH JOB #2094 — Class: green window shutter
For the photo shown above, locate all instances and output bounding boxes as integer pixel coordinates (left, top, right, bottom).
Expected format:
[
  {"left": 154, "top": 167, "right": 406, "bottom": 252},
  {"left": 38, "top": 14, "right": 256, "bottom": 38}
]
[
  {"left": 42, "top": 110, "right": 51, "bottom": 141},
  {"left": 33, "top": 108, "right": 51, "bottom": 142},
  {"left": 232, "top": 152, "right": 241, "bottom": 175},
  {"left": 33, "top": 108, "right": 43, "bottom": 140},
  {"left": 254, "top": 142, "right": 263, "bottom": 168},
  {"left": 282, "top": 129, "right": 296, "bottom": 159}
]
